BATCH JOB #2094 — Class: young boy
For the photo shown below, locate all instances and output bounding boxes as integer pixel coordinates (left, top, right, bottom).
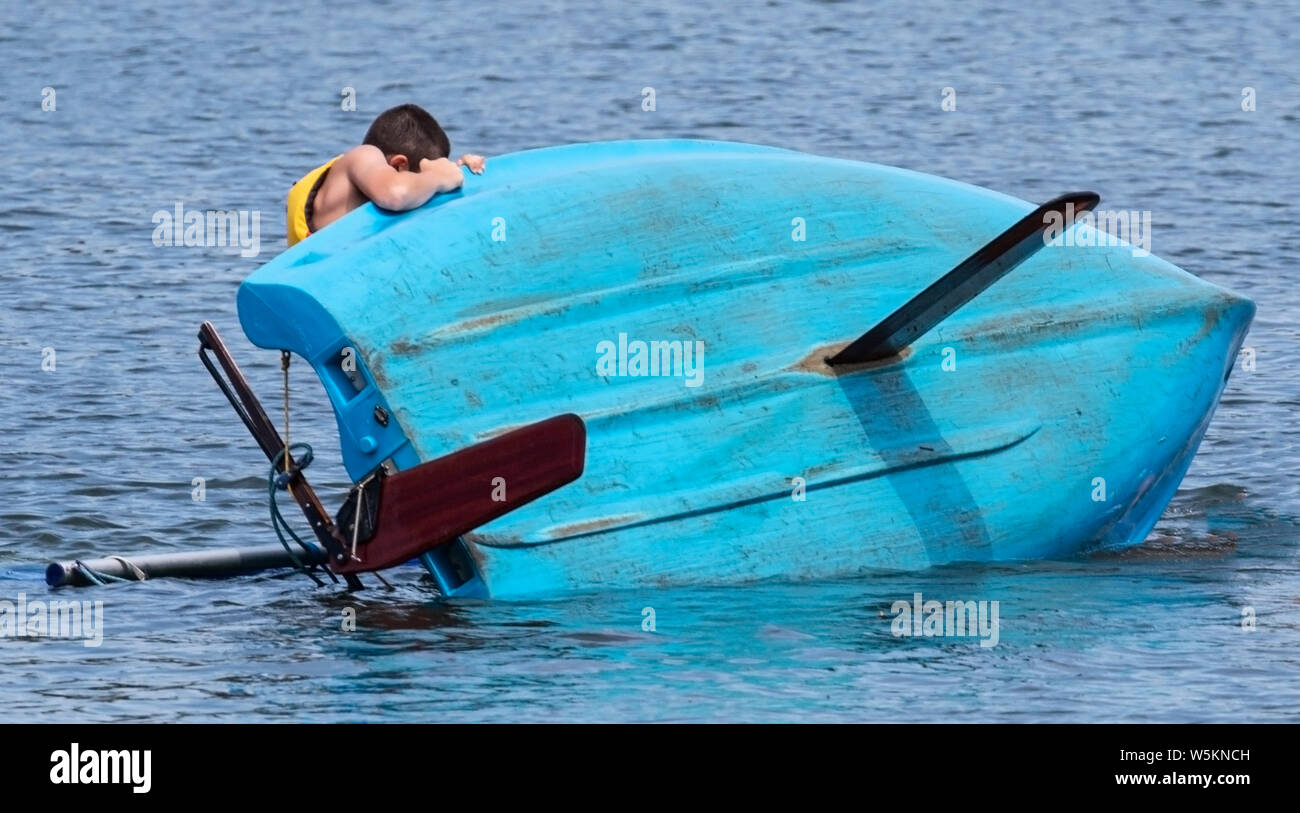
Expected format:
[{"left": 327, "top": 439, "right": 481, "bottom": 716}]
[{"left": 287, "top": 103, "right": 486, "bottom": 245}]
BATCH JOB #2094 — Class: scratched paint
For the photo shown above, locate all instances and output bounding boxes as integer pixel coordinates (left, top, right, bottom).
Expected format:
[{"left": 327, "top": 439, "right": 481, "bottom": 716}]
[{"left": 237, "top": 140, "right": 1254, "bottom": 597}]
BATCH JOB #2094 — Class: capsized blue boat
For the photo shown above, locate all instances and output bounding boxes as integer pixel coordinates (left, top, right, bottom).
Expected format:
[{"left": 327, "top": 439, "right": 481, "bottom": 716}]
[{"left": 237, "top": 139, "right": 1254, "bottom": 598}]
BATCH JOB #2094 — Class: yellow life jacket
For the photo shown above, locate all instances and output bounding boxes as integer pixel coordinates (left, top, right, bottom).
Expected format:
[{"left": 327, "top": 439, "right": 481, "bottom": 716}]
[{"left": 286, "top": 156, "right": 341, "bottom": 246}]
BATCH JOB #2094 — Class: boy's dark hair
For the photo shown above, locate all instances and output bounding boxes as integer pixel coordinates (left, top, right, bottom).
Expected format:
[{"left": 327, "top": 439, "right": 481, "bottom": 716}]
[{"left": 363, "top": 104, "right": 450, "bottom": 169}]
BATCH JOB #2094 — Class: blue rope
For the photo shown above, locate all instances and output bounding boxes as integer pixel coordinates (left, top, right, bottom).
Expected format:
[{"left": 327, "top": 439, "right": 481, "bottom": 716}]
[
  {"left": 73, "top": 560, "right": 106, "bottom": 586},
  {"left": 72, "top": 560, "right": 132, "bottom": 585},
  {"left": 268, "top": 443, "right": 337, "bottom": 586}
]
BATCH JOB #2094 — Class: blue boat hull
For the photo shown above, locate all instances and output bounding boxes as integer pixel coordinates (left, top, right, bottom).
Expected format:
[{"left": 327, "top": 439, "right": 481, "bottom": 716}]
[{"left": 238, "top": 140, "right": 1254, "bottom": 597}]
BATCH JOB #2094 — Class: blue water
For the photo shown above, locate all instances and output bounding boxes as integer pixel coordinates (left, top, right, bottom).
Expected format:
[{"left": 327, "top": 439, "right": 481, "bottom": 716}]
[{"left": 2, "top": 0, "right": 1298, "bottom": 722}]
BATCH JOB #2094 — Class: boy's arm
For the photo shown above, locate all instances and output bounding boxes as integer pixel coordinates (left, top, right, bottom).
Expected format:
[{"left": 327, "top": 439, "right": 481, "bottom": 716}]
[{"left": 342, "top": 145, "right": 464, "bottom": 211}]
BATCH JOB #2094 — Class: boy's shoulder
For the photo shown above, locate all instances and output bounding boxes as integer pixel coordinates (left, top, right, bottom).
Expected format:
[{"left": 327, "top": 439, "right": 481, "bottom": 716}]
[{"left": 332, "top": 144, "right": 386, "bottom": 171}]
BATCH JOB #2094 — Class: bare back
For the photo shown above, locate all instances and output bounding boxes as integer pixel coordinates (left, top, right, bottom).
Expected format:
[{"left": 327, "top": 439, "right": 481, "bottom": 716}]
[{"left": 308, "top": 149, "right": 374, "bottom": 232}]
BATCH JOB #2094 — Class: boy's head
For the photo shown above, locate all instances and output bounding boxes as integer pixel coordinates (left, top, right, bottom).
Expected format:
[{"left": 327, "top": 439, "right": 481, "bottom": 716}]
[{"left": 363, "top": 104, "right": 450, "bottom": 172}]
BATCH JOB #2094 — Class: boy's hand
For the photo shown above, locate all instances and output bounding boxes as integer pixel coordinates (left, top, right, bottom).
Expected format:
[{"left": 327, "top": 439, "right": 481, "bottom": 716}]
[{"left": 457, "top": 154, "right": 487, "bottom": 174}]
